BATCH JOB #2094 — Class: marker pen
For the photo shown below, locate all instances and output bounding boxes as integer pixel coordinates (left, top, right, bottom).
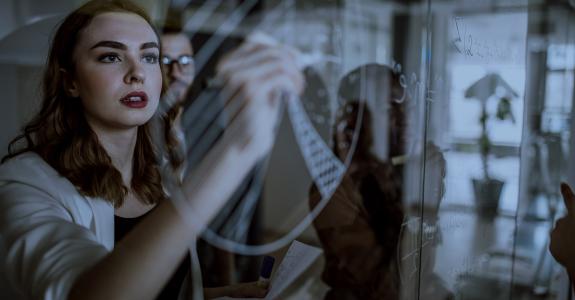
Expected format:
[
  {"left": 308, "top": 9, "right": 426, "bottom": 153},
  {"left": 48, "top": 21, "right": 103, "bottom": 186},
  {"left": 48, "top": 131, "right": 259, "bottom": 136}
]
[{"left": 258, "top": 255, "right": 275, "bottom": 287}]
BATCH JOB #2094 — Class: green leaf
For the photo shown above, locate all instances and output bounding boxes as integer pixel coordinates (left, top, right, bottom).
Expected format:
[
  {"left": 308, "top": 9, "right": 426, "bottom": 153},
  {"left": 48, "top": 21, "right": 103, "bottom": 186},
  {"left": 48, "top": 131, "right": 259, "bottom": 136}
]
[{"left": 496, "top": 97, "right": 515, "bottom": 123}]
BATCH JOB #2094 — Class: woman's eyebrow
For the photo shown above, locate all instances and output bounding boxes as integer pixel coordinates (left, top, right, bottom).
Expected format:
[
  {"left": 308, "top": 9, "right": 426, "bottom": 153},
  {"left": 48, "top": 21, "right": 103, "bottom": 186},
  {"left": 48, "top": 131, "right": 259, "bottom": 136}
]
[
  {"left": 90, "top": 40, "right": 126, "bottom": 50},
  {"left": 141, "top": 42, "right": 159, "bottom": 50},
  {"left": 89, "top": 41, "right": 159, "bottom": 50}
]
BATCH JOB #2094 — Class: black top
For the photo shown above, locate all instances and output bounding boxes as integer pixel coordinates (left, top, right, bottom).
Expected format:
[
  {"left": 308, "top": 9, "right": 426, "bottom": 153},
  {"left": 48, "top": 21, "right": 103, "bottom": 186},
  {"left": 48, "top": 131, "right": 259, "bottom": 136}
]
[{"left": 114, "top": 211, "right": 191, "bottom": 300}]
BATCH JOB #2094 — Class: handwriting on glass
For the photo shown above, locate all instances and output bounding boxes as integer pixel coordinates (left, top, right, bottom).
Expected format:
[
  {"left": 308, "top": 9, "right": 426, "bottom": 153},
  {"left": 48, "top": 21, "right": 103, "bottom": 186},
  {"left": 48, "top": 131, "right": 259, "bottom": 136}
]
[{"left": 451, "top": 16, "right": 517, "bottom": 63}]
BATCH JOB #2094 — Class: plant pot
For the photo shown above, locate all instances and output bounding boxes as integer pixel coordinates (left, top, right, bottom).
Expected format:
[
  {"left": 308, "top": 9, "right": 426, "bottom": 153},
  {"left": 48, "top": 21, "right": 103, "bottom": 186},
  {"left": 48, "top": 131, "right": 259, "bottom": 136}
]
[{"left": 472, "top": 178, "right": 504, "bottom": 217}]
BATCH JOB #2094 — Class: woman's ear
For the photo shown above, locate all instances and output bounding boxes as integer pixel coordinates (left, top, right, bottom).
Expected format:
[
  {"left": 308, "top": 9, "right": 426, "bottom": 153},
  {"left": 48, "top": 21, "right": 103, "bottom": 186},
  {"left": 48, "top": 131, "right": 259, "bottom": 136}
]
[{"left": 60, "top": 68, "right": 80, "bottom": 98}]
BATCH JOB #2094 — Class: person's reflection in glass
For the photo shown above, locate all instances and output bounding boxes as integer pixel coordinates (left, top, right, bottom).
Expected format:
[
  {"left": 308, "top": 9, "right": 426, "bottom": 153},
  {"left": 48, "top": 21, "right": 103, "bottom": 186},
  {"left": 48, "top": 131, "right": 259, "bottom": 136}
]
[
  {"left": 308, "top": 63, "right": 453, "bottom": 299},
  {"left": 307, "top": 63, "right": 406, "bottom": 299},
  {"left": 308, "top": 64, "right": 406, "bottom": 300},
  {"left": 309, "top": 87, "right": 405, "bottom": 299}
]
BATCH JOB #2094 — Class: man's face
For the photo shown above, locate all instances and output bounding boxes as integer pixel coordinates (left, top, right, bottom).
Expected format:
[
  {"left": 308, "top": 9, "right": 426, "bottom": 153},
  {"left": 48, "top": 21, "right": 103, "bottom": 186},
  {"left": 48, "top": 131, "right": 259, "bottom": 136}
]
[{"left": 161, "top": 33, "right": 194, "bottom": 103}]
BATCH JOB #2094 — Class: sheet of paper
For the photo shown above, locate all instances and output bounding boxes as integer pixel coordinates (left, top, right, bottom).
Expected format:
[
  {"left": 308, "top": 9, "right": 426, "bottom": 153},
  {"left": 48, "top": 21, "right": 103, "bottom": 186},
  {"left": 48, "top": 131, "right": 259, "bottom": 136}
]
[
  {"left": 215, "top": 240, "right": 322, "bottom": 300},
  {"left": 264, "top": 240, "right": 322, "bottom": 299}
]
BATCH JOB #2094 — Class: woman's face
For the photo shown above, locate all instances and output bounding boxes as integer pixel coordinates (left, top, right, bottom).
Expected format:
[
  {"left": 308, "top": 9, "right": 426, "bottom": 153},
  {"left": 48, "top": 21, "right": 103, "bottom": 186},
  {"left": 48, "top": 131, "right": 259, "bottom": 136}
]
[
  {"left": 69, "top": 12, "right": 162, "bottom": 132},
  {"left": 336, "top": 115, "right": 356, "bottom": 162}
]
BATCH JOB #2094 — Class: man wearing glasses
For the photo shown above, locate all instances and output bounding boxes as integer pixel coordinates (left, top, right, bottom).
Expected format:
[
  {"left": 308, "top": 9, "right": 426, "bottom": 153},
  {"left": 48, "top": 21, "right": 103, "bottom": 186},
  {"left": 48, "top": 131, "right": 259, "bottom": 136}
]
[
  {"left": 162, "top": 30, "right": 195, "bottom": 104},
  {"left": 157, "top": 26, "right": 273, "bottom": 298}
]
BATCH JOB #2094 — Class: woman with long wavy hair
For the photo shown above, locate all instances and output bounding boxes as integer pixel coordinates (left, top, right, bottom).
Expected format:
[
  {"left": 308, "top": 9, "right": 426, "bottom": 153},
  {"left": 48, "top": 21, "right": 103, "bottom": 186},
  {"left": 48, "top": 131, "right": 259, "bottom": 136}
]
[
  {"left": 308, "top": 64, "right": 406, "bottom": 300},
  {"left": 0, "top": 1, "right": 303, "bottom": 299}
]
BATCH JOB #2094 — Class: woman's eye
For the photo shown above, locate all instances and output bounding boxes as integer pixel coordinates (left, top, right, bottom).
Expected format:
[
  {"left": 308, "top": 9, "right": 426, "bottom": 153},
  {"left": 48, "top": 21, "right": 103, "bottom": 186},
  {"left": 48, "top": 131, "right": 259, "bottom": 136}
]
[
  {"left": 142, "top": 54, "right": 159, "bottom": 64},
  {"left": 98, "top": 54, "right": 121, "bottom": 63}
]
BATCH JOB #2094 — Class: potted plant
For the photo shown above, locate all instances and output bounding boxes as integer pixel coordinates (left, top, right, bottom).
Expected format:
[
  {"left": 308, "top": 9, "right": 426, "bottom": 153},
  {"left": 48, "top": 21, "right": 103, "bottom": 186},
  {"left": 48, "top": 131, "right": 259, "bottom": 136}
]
[{"left": 464, "top": 73, "right": 518, "bottom": 217}]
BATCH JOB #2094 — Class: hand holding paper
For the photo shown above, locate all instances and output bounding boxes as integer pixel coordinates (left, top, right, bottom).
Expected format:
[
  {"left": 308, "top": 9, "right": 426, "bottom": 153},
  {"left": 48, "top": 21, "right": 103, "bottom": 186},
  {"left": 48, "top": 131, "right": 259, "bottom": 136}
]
[{"left": 215, "top": 240, "right": 322, "bottom": 300}]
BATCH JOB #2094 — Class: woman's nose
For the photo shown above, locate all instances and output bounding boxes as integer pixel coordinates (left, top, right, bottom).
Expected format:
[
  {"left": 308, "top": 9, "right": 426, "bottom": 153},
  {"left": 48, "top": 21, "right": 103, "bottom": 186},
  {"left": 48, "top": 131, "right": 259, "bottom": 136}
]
[{"left": 124, "top": 58, "right": 145, "bottom": 84}]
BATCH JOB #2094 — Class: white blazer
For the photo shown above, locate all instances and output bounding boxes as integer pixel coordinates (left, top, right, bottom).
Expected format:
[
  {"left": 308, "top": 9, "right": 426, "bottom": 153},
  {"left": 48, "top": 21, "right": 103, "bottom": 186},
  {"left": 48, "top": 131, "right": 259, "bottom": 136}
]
[{"left": 0, "top": 152, "right": 114, "bottom": 299}]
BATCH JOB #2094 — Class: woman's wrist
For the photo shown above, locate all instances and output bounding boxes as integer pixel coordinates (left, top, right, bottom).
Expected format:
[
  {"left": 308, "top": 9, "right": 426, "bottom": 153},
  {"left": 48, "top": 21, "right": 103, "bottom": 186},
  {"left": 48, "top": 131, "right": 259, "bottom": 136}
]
[
  {"left": 178, "top": 142, "right": 254, "bottom": 232},
  {"left": 203, "top": 286, "right": 233, "bottom": 299}
]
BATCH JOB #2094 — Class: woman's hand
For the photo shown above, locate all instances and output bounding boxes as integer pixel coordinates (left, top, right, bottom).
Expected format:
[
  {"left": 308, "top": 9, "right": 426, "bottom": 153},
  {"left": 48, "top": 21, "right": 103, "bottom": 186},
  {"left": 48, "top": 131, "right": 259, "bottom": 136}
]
[
  {"left": 177, "top": 37, "right": 304, "bottom": 233},
  {"left": 204, "top": 281, "right": 270, "bottom": 299},
  {"left": 215, "top": 36, "right": 305, "bottom": 154},
  {"left": 550, "top": 183, "right": 575, "bottom": 278}
]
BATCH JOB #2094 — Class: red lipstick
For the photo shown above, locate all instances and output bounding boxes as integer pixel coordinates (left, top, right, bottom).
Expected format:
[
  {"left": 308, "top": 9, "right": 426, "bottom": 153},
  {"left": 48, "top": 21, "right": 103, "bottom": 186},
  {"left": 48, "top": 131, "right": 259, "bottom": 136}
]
[{"left": 120, "top": 91, "right": 148, "bottom": 109}]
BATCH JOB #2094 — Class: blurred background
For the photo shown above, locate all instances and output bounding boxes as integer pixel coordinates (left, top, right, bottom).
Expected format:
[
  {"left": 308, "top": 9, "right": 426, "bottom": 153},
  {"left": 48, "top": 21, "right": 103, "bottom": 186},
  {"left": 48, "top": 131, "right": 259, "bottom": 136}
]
[{"left": 0, "top": 0, "right": 574, "bottom": 299}]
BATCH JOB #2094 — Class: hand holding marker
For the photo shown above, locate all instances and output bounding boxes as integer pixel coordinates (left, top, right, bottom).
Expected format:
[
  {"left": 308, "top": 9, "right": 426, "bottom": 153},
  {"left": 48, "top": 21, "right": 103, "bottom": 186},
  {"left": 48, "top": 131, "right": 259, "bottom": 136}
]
[{"left": 258, "top": 255, "right": 275, "bottom": 288}]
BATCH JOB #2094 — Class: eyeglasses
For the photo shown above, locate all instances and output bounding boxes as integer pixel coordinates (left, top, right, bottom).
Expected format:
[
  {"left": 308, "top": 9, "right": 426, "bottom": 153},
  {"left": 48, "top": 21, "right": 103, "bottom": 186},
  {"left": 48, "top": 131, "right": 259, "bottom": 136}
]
[{"left": 161, "top": 55, "right": 194, "bottom": 70}]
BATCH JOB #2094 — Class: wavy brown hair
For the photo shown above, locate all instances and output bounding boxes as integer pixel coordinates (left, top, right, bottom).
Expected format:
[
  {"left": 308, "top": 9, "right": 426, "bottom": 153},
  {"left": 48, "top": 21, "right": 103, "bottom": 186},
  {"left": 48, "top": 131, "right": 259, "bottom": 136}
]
[
  {"left": 335, "top": 64, "right": 406, "bottom": 161},
  {"left": 2, "top": 0, "right": 170, "bottom": 207},
  {"left": 163, "top": 101, "right": 186, "bottom": 174},
  {"left": 329, "top": 65, "right": 407, "bottom": 296}
]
